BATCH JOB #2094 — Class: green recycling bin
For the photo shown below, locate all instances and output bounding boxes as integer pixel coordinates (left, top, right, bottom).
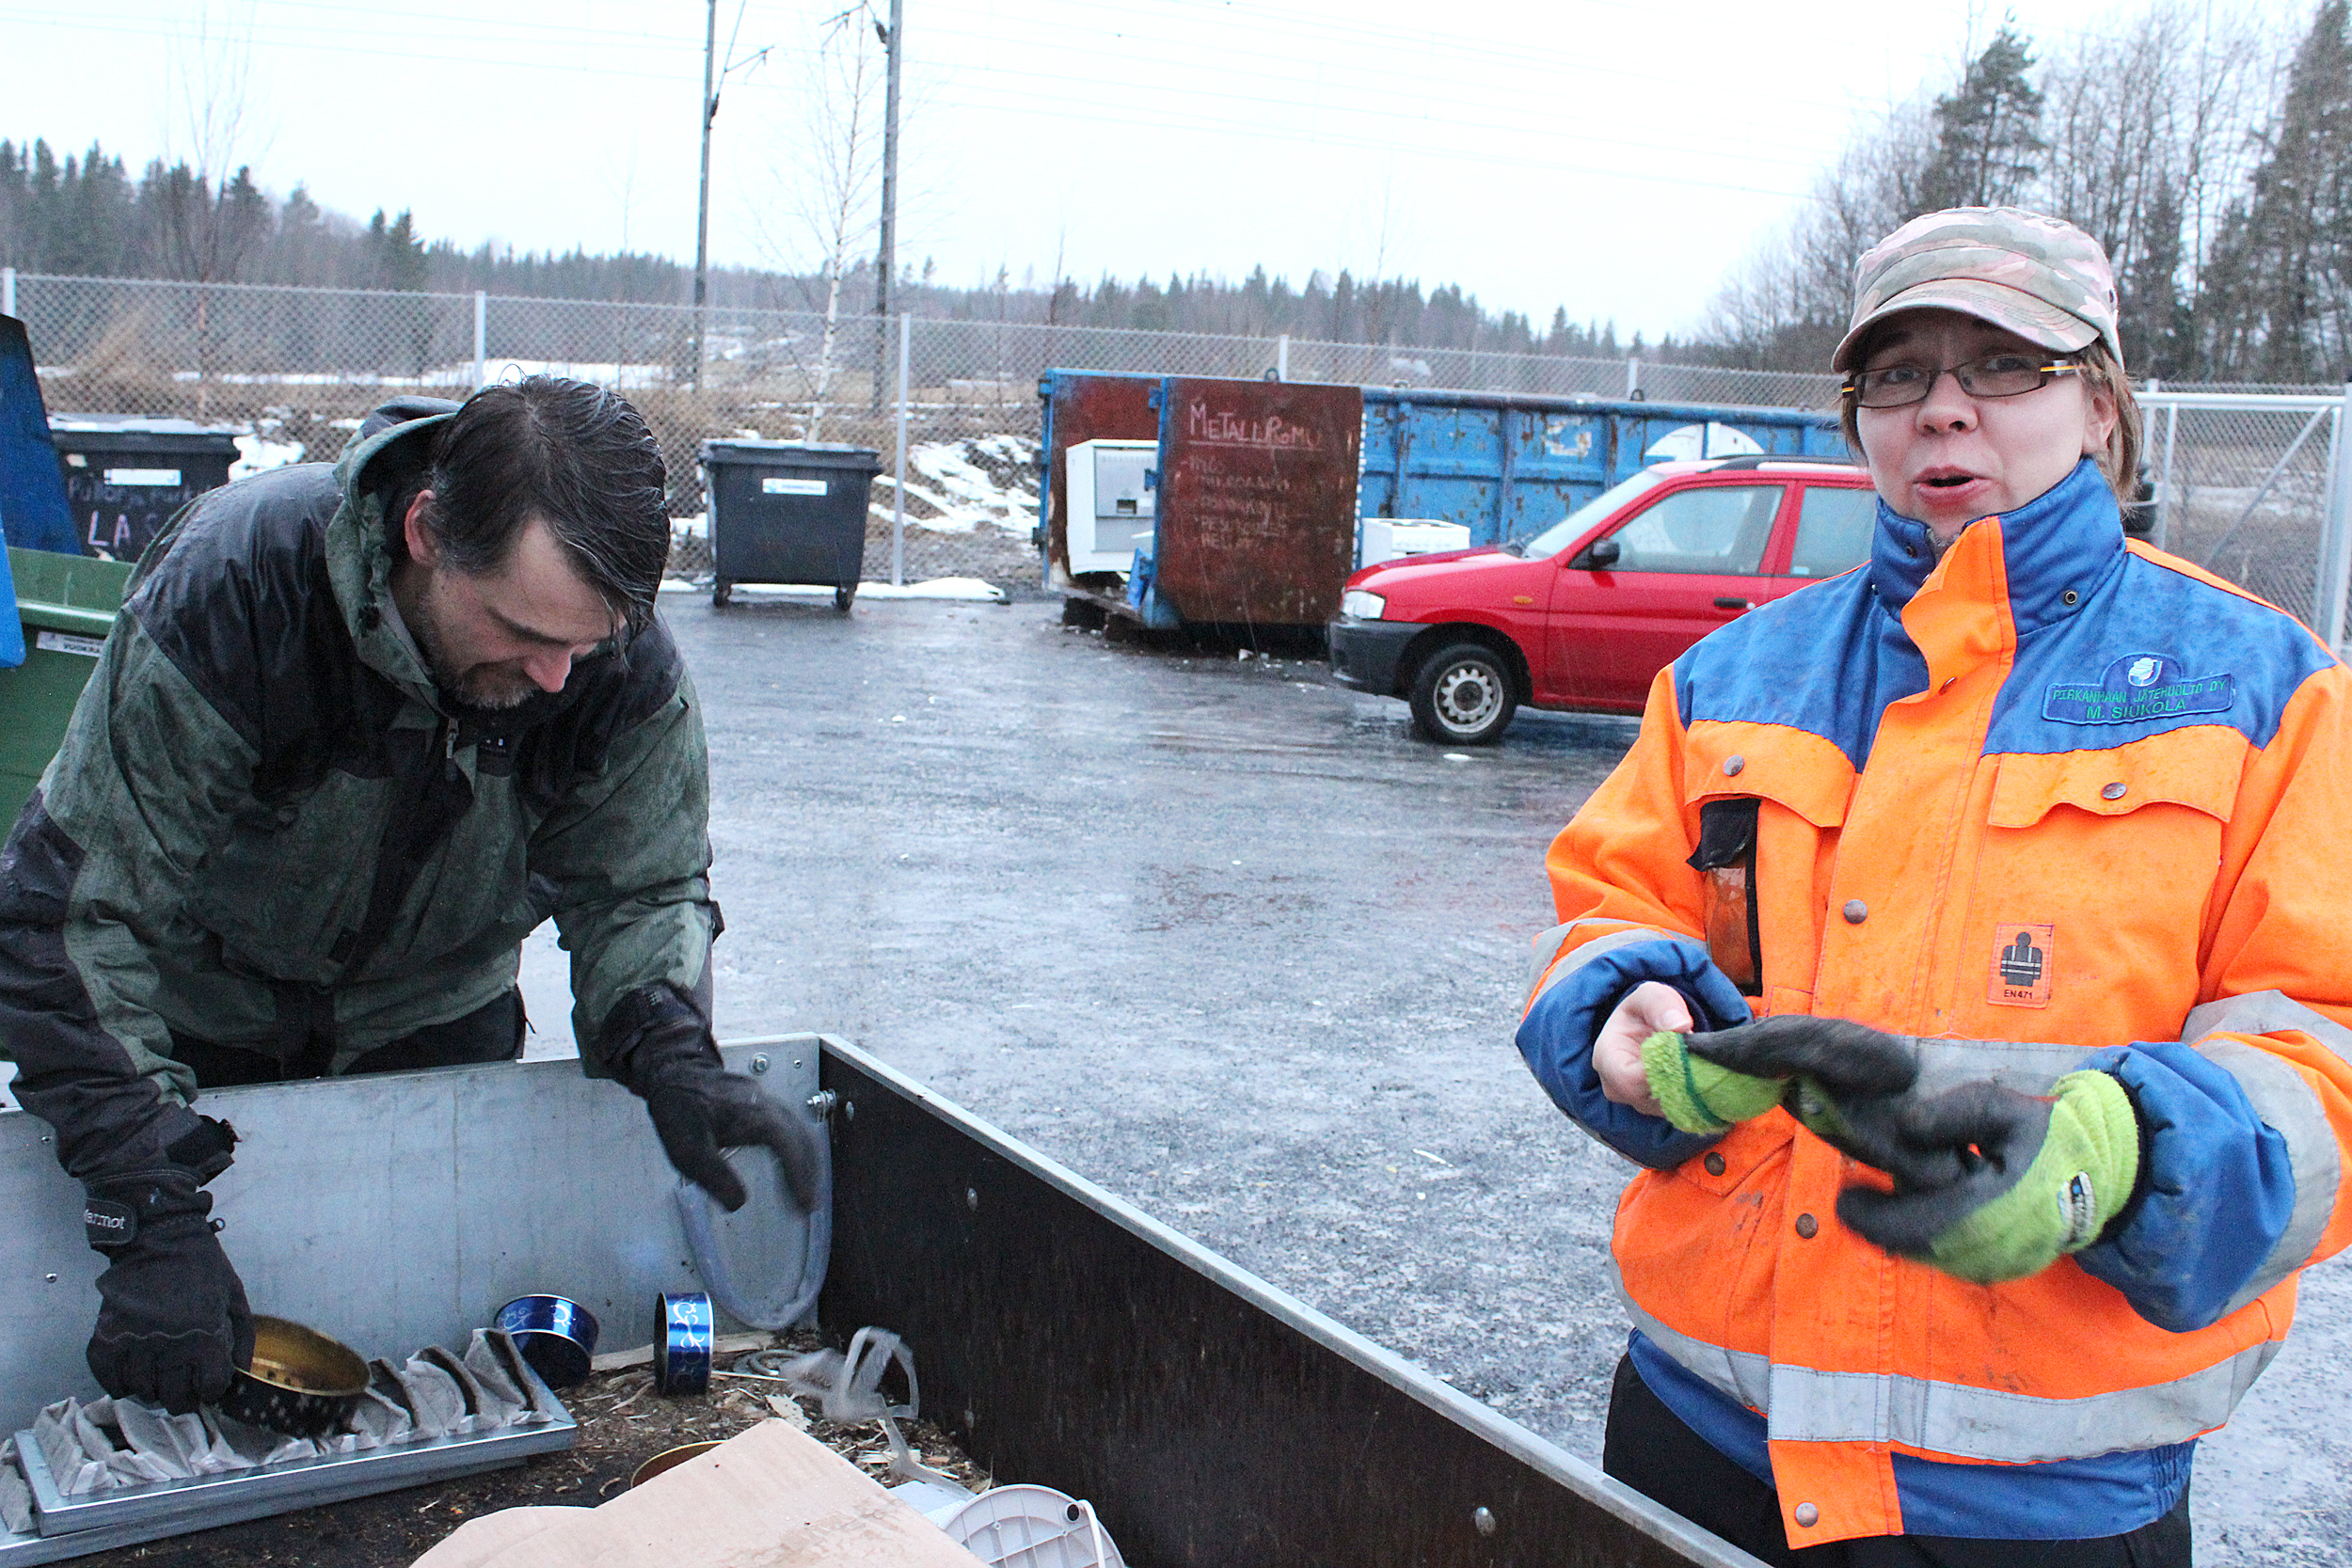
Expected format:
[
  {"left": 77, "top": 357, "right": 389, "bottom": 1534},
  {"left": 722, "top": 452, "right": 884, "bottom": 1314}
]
[{"left": 0, "top": 546, "right": 132, "bottom": 827}]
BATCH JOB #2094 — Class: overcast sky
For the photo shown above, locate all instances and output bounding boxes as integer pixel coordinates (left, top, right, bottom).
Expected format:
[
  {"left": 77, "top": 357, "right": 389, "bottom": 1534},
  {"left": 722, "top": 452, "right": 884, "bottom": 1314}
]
[{"left": 10, "top": 0, "right": 2153, "bottom": 339}]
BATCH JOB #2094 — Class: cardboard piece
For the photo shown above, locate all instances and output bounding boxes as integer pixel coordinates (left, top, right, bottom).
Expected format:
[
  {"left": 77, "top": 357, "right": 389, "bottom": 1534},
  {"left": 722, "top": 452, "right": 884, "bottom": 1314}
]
[
  {"left": 407, "top": 1507, "right": 589, "bottom": 1568},
  {"left": 409, "top": 1419, "right": 977, "bottom": 1568}
]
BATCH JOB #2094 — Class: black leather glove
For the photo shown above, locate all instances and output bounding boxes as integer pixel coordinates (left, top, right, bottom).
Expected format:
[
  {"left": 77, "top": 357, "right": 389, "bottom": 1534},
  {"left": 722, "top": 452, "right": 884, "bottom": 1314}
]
[
  {"left": 84, "top": 1155, "right": 254, "bottom": 1414},
  {"left": 612, "top": 993, "right": 822, "bottom": 1214}
]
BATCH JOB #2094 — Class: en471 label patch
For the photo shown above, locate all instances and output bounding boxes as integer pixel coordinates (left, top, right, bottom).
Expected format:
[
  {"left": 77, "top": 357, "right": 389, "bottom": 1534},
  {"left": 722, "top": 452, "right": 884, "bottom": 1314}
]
[
  {"left": 1987, "top": 923, "right": 2055, "bottom": 1007},
  {"left": 2043, "top": 653, "right": 2233, "bottom": 725}
]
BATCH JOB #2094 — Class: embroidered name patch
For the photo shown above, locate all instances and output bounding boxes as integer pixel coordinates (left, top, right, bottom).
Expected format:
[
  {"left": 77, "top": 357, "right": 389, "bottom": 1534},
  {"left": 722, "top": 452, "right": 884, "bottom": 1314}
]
[
  {"left": 1987, "top": 922, "right": 2055, "bottom": 1007},
  {"left": 2043, "top": 654, "right": 2234, "bottom": 725}
]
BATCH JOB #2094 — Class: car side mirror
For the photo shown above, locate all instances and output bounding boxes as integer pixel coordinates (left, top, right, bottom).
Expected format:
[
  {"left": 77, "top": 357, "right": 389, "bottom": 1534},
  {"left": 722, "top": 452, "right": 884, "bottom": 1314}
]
[{"left": 1573, "top": 537, "right": 1621, "bottom": 570}]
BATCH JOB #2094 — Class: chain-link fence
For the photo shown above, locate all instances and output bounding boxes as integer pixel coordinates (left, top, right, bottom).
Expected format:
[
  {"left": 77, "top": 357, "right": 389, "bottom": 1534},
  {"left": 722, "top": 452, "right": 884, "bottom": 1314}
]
[
  {"left": 8, "top": 269, "right": 2348, "bottom": 628},
  {"left": 2140, "top": 390, "right": 2352, "bottom": 645}
]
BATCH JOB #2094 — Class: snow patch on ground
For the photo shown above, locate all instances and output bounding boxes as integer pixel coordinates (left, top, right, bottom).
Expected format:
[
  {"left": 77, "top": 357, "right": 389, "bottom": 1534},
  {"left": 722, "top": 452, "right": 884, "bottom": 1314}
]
[
  {"left": 659, "top": 577, "right": 1009, "bottom": 602},
  {"left": 870, "top": 435, "right": 1039, "bottom": 534}
]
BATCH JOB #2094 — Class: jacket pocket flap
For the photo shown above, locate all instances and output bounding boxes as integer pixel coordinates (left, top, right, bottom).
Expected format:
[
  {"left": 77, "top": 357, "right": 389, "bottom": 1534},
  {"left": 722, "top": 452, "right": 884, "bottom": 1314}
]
[
  {"left": 1683, "top": 721, "right": 1853, "bottom": 828},
  {"left": 1987, "top": 728, "right": 2245, "bottom": 829},
  {"left": 1677, "top": 1113, "right": 1794, "bottom": 1194}
]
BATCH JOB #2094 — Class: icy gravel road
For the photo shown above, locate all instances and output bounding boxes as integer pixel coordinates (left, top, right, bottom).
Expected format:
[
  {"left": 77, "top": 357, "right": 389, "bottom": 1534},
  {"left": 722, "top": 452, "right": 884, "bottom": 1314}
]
[{"left": 520, "top": 593, "right": 2349, "bottom": 1567}]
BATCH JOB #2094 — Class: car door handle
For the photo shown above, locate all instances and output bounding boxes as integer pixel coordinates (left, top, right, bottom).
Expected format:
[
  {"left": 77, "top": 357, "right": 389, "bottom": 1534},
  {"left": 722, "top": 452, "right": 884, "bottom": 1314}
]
[{"left": 1713, "top": 596, "right": 1751, "bottom": 610}]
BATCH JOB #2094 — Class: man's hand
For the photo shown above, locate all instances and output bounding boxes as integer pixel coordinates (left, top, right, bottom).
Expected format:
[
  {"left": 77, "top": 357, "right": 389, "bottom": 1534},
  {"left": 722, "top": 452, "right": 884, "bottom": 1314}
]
[
  {"left": 1836, "top": 1070, "right": 2141, "bottom": 1284},
  {"left": 84, "top": 1169, "right": 255, "bottom": 1415},
  {"left": 623, "top": 1029, "right": 823, "bottom": 1214}
]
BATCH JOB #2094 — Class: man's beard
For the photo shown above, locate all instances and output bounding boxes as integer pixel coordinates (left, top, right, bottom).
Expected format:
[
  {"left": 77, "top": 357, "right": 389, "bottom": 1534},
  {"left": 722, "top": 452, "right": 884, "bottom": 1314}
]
[{"left": 403, "top": 582, "right": 539, "bottom": 712}]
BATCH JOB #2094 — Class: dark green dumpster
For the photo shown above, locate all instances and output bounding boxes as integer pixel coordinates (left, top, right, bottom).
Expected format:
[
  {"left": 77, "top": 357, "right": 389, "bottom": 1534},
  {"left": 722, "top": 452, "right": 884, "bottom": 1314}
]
[
  {"left": 49, "top": 414, "right": 243, "bottom": 562},
  {"left": 699, "top": 440, "right": 882, "bottom": 611}
]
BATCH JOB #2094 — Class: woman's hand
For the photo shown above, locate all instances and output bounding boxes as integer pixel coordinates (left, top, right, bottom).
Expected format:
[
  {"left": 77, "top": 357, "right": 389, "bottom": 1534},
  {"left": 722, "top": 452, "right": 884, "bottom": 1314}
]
[{"left": 1594, "top": 981, "right": 1694, "bottom": 1117}]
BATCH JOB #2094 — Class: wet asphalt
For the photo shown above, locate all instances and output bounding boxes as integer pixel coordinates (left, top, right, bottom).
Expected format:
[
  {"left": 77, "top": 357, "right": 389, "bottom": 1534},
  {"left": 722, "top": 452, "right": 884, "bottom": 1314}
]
[{"left": 529, "top": 590, "right": 2346, "bottom": 1566}]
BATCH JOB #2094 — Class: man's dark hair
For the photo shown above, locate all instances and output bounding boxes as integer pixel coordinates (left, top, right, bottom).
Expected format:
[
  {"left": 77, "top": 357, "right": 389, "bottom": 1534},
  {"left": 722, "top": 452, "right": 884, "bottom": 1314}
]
[{"left": 414, "top": 376, "right": 670, "bottom": 633}]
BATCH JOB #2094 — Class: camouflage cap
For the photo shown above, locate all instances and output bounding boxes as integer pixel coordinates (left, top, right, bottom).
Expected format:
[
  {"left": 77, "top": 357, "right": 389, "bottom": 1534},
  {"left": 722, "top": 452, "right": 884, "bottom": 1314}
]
[{"left": 1833, "top": 206, "right": 2121, "bottom": 372}]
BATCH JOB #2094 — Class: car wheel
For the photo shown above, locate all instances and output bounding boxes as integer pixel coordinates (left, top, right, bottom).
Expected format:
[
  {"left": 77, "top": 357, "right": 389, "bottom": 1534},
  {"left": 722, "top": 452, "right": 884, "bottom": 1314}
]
[{"left": 1407, "top": 642, "right": 1517, "bottom": 745}]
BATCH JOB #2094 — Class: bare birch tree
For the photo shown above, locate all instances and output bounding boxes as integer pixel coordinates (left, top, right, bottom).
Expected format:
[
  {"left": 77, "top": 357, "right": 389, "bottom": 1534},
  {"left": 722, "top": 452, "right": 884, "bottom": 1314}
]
[
  {"left": 155, "top": 2, "right": 275, "bottom": 409},
  {"left": 748, "top": 4, "right": 886, "bottom": 442}
]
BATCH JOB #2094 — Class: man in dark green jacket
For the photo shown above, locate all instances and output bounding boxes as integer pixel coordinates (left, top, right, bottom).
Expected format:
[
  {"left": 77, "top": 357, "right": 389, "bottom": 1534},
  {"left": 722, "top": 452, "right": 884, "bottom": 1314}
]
[{"left": 0, "top": 378, "right": 818, "bottom": 1415}]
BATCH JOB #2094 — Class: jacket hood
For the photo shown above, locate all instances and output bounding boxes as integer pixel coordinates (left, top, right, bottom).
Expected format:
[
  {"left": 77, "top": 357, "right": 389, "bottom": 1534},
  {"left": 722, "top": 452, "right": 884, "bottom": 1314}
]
[
  {"left": 1867, "top": 457, "right": 2123, "bottom": 631},
  {"left": 325, "top": 399, "right": 460, "bottom": 712}
]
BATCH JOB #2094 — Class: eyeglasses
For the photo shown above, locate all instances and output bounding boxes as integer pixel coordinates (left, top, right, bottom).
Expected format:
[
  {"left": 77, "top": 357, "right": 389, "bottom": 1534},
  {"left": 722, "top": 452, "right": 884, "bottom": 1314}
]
[{"left": 1844, "top": 353, "right": 2083, "bottom": 409}]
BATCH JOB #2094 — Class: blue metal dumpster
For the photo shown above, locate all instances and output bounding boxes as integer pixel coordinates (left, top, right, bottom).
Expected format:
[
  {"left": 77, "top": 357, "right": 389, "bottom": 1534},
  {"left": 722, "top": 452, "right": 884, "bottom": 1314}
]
[{"left": 1359, "top": 388, "right": 1845, "bottom": 547}]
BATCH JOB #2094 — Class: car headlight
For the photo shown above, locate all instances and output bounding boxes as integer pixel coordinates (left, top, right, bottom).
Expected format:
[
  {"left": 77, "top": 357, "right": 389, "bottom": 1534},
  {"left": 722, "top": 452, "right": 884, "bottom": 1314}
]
[{"left": 1342, "top": 589, "right": 1387, "bottom": 620}]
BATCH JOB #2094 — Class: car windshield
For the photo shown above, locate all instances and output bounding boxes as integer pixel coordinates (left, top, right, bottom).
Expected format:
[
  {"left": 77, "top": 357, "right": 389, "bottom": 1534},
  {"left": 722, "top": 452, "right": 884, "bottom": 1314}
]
[{"left": 1513, "top": 470, "right": 1671, "bottom": 560}]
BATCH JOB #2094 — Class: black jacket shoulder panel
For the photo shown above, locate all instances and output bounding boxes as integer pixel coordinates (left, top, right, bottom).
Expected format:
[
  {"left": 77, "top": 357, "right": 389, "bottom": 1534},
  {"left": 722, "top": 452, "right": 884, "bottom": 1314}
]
[{"left": 126, "top": 464, "right": 359, "bottom": 756}]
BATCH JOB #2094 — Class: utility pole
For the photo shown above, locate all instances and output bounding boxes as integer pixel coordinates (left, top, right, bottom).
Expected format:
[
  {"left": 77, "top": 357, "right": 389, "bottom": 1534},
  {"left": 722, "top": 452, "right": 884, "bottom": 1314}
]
[
  {"left": 692, "top": 0, "right": 717, "bottom": 393},
  {"left": 872, "top": 0, "right": 903, "bottom": 410}
]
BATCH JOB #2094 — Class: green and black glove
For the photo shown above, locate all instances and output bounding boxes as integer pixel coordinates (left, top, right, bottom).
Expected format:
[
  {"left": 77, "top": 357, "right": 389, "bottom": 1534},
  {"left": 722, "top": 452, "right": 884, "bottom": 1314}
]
[
  {"left": 1644, "top": 1013, "right": 1922, "bottom": 1143},
  {"left": 1836, "top": 1071, "right": 2141, "bottom": 1284},
  {"left": 1640, "top": 1030, "right": 1786, "bottom": 1133}
]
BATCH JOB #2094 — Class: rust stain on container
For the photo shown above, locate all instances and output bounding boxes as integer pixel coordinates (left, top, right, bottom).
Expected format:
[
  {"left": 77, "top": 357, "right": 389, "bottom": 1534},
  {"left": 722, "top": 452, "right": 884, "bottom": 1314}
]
[
  {"left": 1041, "top": 373, "right": 1159, "bottom": 581},
  {"left": 1153, "top": 378, "right": 1362, "bottom": 626}
]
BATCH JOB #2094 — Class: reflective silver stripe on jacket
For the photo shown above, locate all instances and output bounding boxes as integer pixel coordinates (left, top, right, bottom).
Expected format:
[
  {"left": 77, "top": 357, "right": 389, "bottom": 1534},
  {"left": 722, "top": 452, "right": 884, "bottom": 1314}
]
[
  {"left": 1523, "top": 920, "right": 1663, "bottom": 1007},
  {"left": 1621, "top": 1283, "right": 2280, "bottom": 1463},
  {"left": 1908, "top": 1036, "right": 2097, "bottom": 1099},
  {"left": 2184, "top": 990, "right": 2351, "bottom": 1312}
]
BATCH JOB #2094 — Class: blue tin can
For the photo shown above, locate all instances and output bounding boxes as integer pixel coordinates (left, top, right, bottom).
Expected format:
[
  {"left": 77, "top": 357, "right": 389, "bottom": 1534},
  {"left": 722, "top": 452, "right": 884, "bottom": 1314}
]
[
  {"left": 655, "top": 1291, "right": 713, "bottom": 1395},
  {"left": 494, "top": 1294, "right": 600, "bottom": 1389}
]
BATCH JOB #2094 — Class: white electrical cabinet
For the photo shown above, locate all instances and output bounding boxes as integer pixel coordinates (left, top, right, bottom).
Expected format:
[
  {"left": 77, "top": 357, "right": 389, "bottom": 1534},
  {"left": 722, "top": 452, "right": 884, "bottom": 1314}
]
[
  {"left": 1067, "top": 439, "right": 1158, "bottom": 575},
  {"left": 1359, "top": 517, "right": 1472, "bottom": 566}
]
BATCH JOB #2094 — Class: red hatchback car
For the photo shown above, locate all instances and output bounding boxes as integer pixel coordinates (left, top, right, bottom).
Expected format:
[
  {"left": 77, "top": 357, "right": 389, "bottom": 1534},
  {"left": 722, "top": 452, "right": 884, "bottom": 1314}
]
[{"left": 1327, "top": 455, "right": 1878, "bottom": 744}]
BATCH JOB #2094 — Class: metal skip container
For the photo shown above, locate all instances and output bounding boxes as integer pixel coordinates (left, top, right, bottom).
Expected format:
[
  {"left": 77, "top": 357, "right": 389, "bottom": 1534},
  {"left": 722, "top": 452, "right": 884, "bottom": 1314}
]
[{"left": 698, "top": 440, "right": 884, "bottom": 611}]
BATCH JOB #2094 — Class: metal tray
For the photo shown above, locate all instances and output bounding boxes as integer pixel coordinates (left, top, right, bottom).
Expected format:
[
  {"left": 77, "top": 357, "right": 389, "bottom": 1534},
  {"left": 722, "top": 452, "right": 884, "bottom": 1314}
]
[{"left": 3, "top": 1371, "right": 574, "bottom": 1562}]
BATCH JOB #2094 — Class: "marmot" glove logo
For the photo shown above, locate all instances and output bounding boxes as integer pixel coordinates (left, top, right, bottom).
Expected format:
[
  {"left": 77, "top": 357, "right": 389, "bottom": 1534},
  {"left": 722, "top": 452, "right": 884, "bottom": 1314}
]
[{"left": 83, "top": 1198, "right": 137, "bottom": 1248}]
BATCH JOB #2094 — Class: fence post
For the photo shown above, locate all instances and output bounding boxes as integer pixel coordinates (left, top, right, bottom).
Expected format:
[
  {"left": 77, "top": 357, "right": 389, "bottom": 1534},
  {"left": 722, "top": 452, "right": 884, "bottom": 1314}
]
[
  {"left": 2155, "top": 399, "right": 2178, "bottom": 551},
  {"left": 2318, "top": 384, "right": 2352, "bottom": 652},
  {"left": 472, "top": 291, "right": 487, "bottom": 389},
  {"left": 1626, "top": 356, "right": 1642, "bottom": 399},
  {"left": 1277, "top": 334, "right": 1289, "bottom": 382},
  {"left": 2, "top": 267, "right": 13, "bottom": 318},
  {"left": 893, "top": 311, "right": 911, "bottom": 588}
]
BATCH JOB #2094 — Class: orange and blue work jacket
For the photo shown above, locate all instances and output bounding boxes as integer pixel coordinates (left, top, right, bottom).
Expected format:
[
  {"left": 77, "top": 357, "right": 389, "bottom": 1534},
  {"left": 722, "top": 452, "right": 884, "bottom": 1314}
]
[{"left": 1517, "top": 460, "right": 2352, "bottom": 1546}]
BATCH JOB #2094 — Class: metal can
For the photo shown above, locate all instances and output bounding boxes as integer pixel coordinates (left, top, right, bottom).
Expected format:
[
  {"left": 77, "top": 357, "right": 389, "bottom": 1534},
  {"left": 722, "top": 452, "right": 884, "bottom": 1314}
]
[
  {"left": 654, "top": 1291, "right": 713, "bottom": 1395},
  {"left": 493, "top": 1294, "right": 600, "bottom": 1389}
]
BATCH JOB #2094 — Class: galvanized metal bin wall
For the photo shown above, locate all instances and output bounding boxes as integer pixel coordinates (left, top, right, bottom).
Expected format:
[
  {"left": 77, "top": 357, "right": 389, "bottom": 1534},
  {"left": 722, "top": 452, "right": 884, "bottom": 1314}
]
[{"left": 1359, "top": 391, "right": 1846, "bottom": 546}]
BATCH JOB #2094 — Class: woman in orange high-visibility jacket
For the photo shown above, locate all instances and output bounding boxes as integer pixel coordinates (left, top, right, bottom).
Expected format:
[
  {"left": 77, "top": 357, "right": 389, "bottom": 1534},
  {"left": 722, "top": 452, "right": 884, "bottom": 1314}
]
[{"left": 1517, "top": 207, "right": 2352, "bottom": 1568}]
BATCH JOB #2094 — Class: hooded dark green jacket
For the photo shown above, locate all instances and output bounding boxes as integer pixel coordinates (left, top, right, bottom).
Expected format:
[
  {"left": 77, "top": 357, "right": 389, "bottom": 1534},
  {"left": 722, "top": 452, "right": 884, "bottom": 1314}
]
[{"left": 0, "top": 399, "right": 715, "bottom": 1180}]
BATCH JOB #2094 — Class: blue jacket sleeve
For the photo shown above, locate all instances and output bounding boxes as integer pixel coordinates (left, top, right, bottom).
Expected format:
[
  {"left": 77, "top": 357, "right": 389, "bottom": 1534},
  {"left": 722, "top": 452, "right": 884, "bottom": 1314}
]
[
  {"left": 1516, "top": 933, "right": 1752, "bottom": 1169},
  {"left": 2073, "top": 1041, "right": 2298, "bottom": 1332}
]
